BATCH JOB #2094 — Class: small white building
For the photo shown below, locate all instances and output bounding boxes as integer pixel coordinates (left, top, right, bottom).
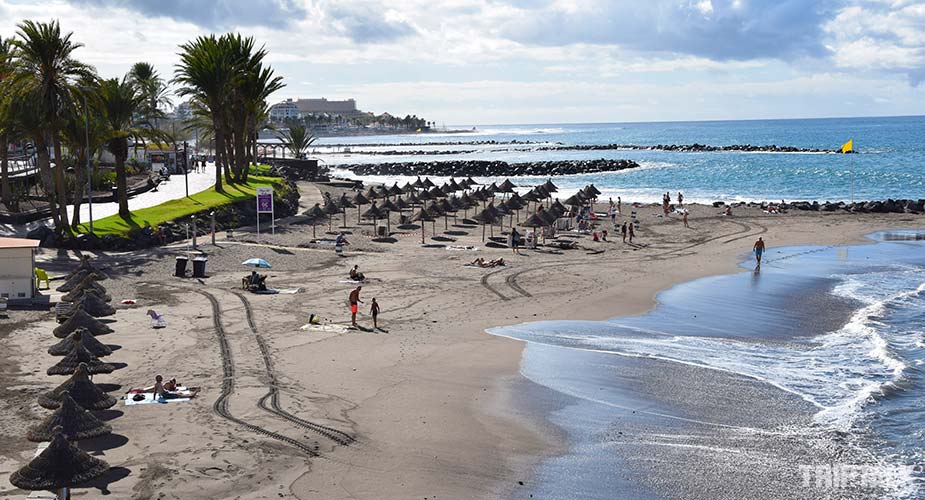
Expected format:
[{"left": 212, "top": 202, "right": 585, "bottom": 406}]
[{"left": 0, "top": 237, "right": 39, "bottom": 301}]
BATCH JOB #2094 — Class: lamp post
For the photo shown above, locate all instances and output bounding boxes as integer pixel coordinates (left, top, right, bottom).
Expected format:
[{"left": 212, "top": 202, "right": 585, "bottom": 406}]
[{"left": 183, "top": 141, "right": 189, "bottom": 198}]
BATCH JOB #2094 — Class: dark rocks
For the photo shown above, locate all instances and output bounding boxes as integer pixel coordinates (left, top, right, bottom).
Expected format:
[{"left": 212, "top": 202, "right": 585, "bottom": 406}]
[
  {"left": 775, "top": 199, "right": 923, "bottom": 214},
  {"left": 27, "top": 224, "right": 57, "bottom": 247},
  {"left": 342, "top": 159, "right": 641, "bottom": 177},
  {"left": 536, "top": 143, "right": 838, "bottom": 153}
]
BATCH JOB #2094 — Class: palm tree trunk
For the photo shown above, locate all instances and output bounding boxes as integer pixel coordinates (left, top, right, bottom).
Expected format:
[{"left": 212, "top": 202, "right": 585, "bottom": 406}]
[
  {"left": 52, "top": 138, "right": 71, "bottom": 234},
  {"left": 233, "top": 122, "right": 246, "bottom": 183},
  {"left": 70, "top": 151, "right": 85, "bottom": 229},
  {"left": 115, "top": 154, "right": 129, "bottom": 219},
  {"left": 0, "top": 134, "right": 11, "bottom": 208},
  {"left": 211, "top": 113, "right": 225, "bottom": 193},
  {"left": 35, "top": 137, "right": 61, "bottom": 229}
]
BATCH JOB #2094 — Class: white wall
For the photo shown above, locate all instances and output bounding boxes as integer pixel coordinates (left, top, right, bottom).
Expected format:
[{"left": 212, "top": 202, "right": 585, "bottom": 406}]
[{"left": 0, "top": 248, "right": 34, "bottom": 300}]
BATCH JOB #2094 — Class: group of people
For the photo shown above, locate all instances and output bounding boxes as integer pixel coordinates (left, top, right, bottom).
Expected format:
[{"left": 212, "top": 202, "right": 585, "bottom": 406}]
[
  {"left": 349, "top": 285, "right": 381, "bottom": 330},
  {"left": 662, "top": 191, "right": 683, "bottom": 215}
]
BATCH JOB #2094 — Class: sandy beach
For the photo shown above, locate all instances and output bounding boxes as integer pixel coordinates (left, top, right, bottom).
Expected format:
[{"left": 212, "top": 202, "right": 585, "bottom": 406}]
[{"left": 0, "top": 186, "right": 922, "bottom": 499}]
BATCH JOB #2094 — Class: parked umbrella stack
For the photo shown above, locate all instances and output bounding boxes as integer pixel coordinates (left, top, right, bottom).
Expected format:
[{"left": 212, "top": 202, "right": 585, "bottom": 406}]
[{"left": 10, "top": 258, "right": 120, "bottom": 499}]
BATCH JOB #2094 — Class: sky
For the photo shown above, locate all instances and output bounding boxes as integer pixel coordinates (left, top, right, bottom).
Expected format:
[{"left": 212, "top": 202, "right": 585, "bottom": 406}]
[{"left": 1, "top": 0, "right": 924, "bottom": 125}]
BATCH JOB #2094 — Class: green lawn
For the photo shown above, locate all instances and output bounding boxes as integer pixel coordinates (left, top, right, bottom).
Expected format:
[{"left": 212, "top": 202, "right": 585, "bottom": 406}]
[{"left": 79, "top": 175, "right": 287, "bottom": 237}]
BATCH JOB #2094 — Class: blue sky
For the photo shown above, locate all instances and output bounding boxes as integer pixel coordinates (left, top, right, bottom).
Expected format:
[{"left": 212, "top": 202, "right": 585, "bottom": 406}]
[{"left": 2, "top": 0, "right": 925, "bottom": 124}]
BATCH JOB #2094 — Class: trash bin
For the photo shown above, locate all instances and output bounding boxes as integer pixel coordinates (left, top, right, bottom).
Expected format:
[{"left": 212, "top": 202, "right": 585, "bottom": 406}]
[
  {"left": 175, "top": 256, "right": 188, "bottom": 277},
  {"left": 192, "top": 256, "right": 208, "bottom": 278}
]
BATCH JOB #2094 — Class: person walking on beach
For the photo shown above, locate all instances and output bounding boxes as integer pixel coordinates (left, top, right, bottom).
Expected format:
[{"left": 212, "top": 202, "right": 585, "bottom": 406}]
[
  {"left": 621, "top": 222, "right": 628, "bottom": 243},
  {"left": 349, "top": 286, "right": 363, "bottom": 327},
  {"left": 678, "top": 192, "right": 684, "bottom": 207},
  {"left": 753, "top": 237, "right": 766, "bottom": 268},
  {"left": 628, "top": 222, "right": 635, "bottom": 243},
  {"left": 370, "top": 298, "right": 380, "bottom": 330}
]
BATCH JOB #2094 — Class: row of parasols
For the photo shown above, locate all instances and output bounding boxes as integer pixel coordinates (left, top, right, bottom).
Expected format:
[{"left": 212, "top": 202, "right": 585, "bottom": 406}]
[
  {"left": 9, "top": 257, "right": 120, "bottom": 499},
  {"left": 304, "top": 176, "right": 602, "bottom": 242}
]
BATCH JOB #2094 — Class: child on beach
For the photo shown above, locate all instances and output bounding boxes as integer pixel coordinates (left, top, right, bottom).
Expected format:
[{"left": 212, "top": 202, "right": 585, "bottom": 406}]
[
  {"left": 621, "top": 222, "right": 628, "bottom": 243},
  {"left": 683, "top": 211, "right": 689, "bottom": 228},
  {"left": 370, "top": 298, "right": 380, "bottom": 330}
]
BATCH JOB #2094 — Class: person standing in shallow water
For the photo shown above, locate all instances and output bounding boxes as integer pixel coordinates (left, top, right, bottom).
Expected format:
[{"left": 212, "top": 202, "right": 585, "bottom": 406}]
[{"left": 753, "top": 237, "right": 766, "bottom": 268}]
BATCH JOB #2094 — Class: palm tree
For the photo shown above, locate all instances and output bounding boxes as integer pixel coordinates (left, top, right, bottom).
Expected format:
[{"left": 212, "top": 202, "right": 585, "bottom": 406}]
[
  {"left": 128, "top": 62, "right": 170, "bottom": 127},
  {"left": 174, "top": 35, "right": 232, "bottom": 193},
  {"left": 0, "top": 36, "right": 16, "bottom": 208},
  {"left": 277, "top": 124, "right": 315, "bottom": 159},
  {"left": 6, "top": 20, "right": 96, "bottom": 233},
  {"left": 59, "top": 88, "right": 106, "bottom": 229},
  {"left": 98, "top": 77, "right": 159, "bottom": 219}
]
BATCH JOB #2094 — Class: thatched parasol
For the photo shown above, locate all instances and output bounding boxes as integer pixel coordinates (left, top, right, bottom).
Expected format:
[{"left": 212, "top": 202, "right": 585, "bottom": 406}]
[
  {"left": 440, "top": 183, "right": 453, "bottom": 195},
  {"left": 323, "top": 199, "right": 342, "bottom": 232},
  {"left": 448, "top": 178, "right": 462, "bottom": 192},
  {"left": 551, "top": 199, "right": 567, "bottom": 214},
  {"left": 304, "top": 203, "right": 327, "bottom": 238},
  {"left": 59, "top": 293, "right": 115, "bottom": 319},
  {"left": 337, "top": 194, "right": 354, "bottom": 227},
  {"left": 410, "top": 207, "right": 435, "bottom": 243},
  {"left": 584, "top": 184, "right": 601, "bottom": 196},
  {"left": 487, "top": 182, "right": 501, "bottom": 194},
  {"left": 351, "top": 191, "right": 370, "bottom": 224},
  {"left": 543, "top": 179, "right": 559, "bottom": 193},
  {"left": 362, "top": 202, "right": 384, "bottom": 234},
  {"left": 436, "top": 198, "right": 456, "bottom": 230},
  {"left": 364, "top": 186, "right": 380, "bottom": 200},
  {"left": 394, "top": 196, "right": 410, "bottom": 212},
  {"left": 48, "top": 329, "right": 112, "bottom": 358},
  {"left": 38, "top": 363, "right": 117, "bottom": 410},
  {"left": 417, "top": 188, "right": 434, "bottom": 202},
  {"left": 428, "top": 186, "right": 447, "bottom": 199},
  {"left": 412, "top": 176, "right": 425, "bottom": 189},
  {"left": 53, "top": 307, "right": 113, "bottom": 338},
  {"left": 27, "top": 393, "right": 112, "bottom": 442},
  {"left": 47, "top": 342, "right": 115, "bottom": 376},
  {"left": 521, "top": 212, "right": 549, "bottom": 244},
  {"left": 406, "top": 191, "right": 421, "bottom": 206},
  {"left": 376, "top": 185, "right": 390, "bottom": 199},
  {"left": 63, "top": 256, "right": 109, "bottom": 282},
  {"left": 473, "top": 203, "right": 501, "bottom": 241},
  {"left": 10, "top": 426, "right": 109, "bottom": 494},
  {"left": 422, "top": 177, "right": 436, "bottom": 188},
  {"left": 400, "top": 182, "right": 415, "bottom": 194},
  {"left": 563, "top": 194, "right": 585, "bottom": 208},
  {"left": 388, "top": 183, "right": 403, "bottom": 197},
  {"left": 56, "top": 270, "right": 103, "bottom": 293},
  {"left": 498, "top": 179, "right": 516, "bottom": 194},
  {"left": 379, "top": 199, "right": 399, "bottom": 235},
  {"left": 61, "top": 286, "right": 111, "bottom": 304},
  {"left": 465, "top": 176, "right": 478, "bottom": 187}
]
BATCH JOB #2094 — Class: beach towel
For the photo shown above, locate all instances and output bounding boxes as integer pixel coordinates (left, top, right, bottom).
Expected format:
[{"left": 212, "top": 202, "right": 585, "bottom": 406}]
[
  {"left": 300, "top": 323, "right": 350, "bottom": 334},
  {"left": 255, "top": 288, "right": 304, "bottom": 294},
  {"left": 445, "top": 245, "right": 478, "bottom": 251}
]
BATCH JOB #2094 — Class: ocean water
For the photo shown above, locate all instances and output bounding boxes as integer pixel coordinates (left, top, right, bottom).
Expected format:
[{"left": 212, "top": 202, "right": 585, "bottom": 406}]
[
  {"left": 315, "top": 116, "right": 925, "bottom": 203},
  {"left": 490, "top": 232, "right": 925, "bottom": 499}
]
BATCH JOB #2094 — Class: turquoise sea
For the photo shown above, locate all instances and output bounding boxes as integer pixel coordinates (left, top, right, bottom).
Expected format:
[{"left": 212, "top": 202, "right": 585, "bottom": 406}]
[{"left": 320, "top": 115, "right": 925, "bottom": 204}]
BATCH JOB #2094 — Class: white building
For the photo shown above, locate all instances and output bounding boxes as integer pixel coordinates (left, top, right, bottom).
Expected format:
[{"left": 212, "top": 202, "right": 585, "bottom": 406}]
[
  {"left": 269, "top": 99, "right": 302, "bottom": 122},
  {"left": 0, "top": 237, "right": 39, "bottom": 301}
]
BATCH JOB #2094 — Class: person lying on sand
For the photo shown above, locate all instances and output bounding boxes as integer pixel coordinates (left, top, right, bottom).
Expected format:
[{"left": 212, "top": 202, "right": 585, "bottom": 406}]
[
  {"left": 468, "top": 258, "right": 506, "bottom": 268},
  {"left": 141, "top": 375, "right": 199, "bottom": 401}
]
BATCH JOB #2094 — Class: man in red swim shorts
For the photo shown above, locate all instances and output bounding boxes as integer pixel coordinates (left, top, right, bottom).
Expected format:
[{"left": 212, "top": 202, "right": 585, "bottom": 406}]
[{"left": 349, "top": 286, "right": 363, "bottom": 327}]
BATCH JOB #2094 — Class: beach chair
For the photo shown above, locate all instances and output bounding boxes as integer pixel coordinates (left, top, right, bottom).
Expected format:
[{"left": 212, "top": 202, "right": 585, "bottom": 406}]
[{"left": 34, "top": 268, "right": 50, "bottom": 290}]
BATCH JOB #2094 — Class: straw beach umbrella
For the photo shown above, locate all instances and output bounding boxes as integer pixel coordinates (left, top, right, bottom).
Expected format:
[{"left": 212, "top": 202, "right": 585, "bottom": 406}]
[
  {"left": 473, "top": 203, "right": 501, "bottom": 241},
  {"left": 304, "top": 203, "right": 327, "bottom": 238},
  {"left": 53, "top": 307, "right": 113, "bottom": 338},
  {"left": 61, "top": 286, "right": 111, "bottom": 304},
  {"left": 410, "top": 207, "right": 435, "bottom": 244},
  {"left": 498, "top": 179, "right": 516, "bottom": 198},
  {"left": 56, "top": 271, "right": 103, "bottom": 294},
  {"left": 323, "top": 199, "right": 341, "bottom": 231},
  {"left": 39, "top": 364, "right": 117, "bottom": 410},
  {"left": 47, "top": 343, "right": 115, "bottom": 376},
  {"left": 60, "top": 294, "right": 115, "bottom": 319},
  {"left": 388, "top": 183, "right": 403, "bottom": 197},
  {"left": 362, "top": 202, "right": 384, "bottom": 234},
  {"left": 448, "top": 178, "right": 462, "bottom": 192},
  {"left": 27, "top": 393, "right": 112, "bottom": 442},
  {"left": 351, "top": 191, "right": 370, "bottom": 224},
  {"left": 364, "top": 186, "right": 380, "bottom": 201},
  {"left": 437, "top": 198, "right": 456, "bottom": 231},
  {"left": 48, "top": 330, "right": 112, "bottom": 358},
  {"left": 379, "top": 198, "right": 399, "bottom": 235},
  {"left": 543, "top": 179, "right": 559, "bottom": 194},
  {"left": 406, "top": 191, "right": 421, "bottom": 207},
  {"left": 337, "top": 193, "right": 355, "bottom": 227},
  {"left": 429, "top": 186, "right": 447, "bottom": 199},
  {"left": 412, "top": 176, "right": 425, "bottom": 190},
  {"left": 521, "top": 212, "right": 548, "bottom": 245},
  {"left": 422, "top": 177, "right": 436, "bottom": 188},
  {"left": 10, "top": 427, "right": 109, "bottom": 499}
]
